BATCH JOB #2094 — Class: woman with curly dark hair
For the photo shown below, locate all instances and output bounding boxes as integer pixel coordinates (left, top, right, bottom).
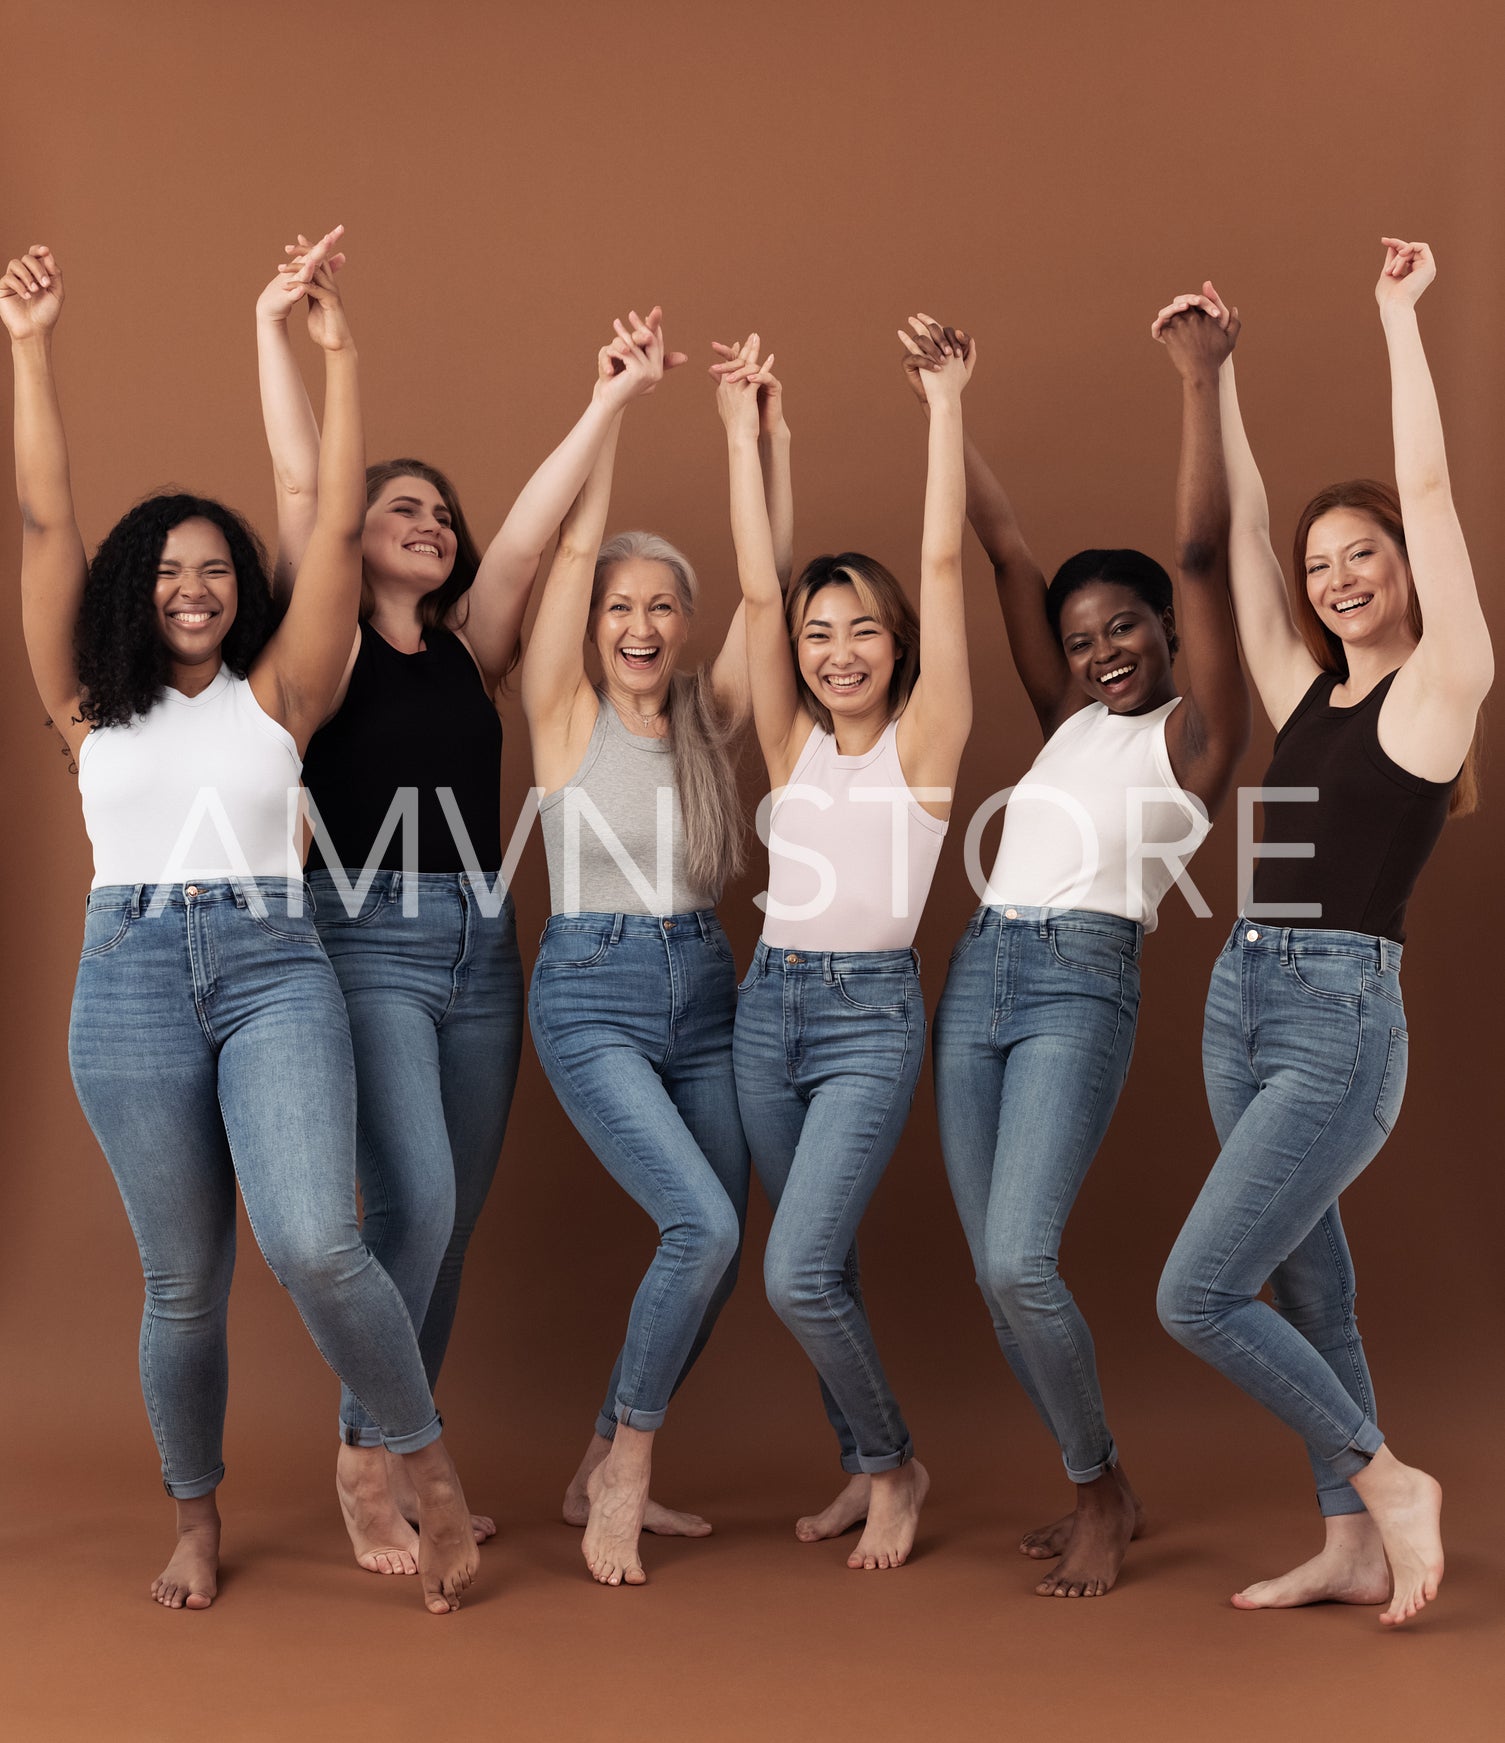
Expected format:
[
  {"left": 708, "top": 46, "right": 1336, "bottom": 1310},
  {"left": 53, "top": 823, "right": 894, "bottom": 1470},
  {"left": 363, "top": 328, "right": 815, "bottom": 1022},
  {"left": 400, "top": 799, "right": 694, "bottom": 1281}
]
[
  {"left": 4, "top": 237, "right": 479, "bottom": 1617},
  {"left": 256, "top": 235, "right": 753, "bottom": 1570}
]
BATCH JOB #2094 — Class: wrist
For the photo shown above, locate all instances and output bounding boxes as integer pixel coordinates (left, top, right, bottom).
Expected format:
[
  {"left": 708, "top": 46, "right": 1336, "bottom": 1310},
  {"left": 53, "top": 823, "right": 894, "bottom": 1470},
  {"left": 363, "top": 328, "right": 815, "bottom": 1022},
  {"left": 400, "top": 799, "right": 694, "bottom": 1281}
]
[
  {"left": 10, "top": 331, "right": 54, "bottom": 363},
  {"left": 759, "top": 420, "right": 791, "bottom": 445}
]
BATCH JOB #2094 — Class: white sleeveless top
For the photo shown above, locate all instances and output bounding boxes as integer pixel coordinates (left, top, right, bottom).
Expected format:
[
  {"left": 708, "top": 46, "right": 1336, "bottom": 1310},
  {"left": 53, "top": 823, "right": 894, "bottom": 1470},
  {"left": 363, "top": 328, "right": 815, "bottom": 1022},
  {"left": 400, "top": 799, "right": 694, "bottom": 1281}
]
[
  {"left": 762, "top": 719, "right": 948, "bottom": 951},
  {"left": 78, "top": 669, "right": 303, "bottom": 888},
  {"left": 985, "top": 698, "right": 1209, "bottom": 931}
]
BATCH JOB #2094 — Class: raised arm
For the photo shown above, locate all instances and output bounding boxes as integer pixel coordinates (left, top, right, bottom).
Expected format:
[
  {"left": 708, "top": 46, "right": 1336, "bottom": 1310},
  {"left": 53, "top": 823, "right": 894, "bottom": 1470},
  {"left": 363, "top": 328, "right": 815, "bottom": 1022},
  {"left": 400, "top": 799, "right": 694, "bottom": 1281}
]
[
  {"left": 1375, "top": 241, "right": 1493, "bottom": 755},
  {"left": 520, "top": 313, "right": 669, "bottom": 786},
  {"left": 715, "top": 360, "right": 804, "bottom": 782},
  {"left": 3, "top": 245, "right": 89, "bottom": 758},
  {"left": 251, "top": 259, "right": 366, "bottom": 750},
  {"left": 1156, "top": 283, "right": 1319, "bottom": 730},
  {"left": 894, "top": 315, "right": 974, "bottom": 797},
  {"left": 256, "top": 226, "right": 345, "bottom": 598},
  {"left": 708, "top": 332, "right": 794, "bottom": 724},
  {"left": 1154, "top": 302, "right": 1250, "bottom": 811},
  {"left": 460, "top": 306, "right": 688, "bottom": 692},
  {"left": 902, "top": 339, "right": 1065, "bottom": 733}
]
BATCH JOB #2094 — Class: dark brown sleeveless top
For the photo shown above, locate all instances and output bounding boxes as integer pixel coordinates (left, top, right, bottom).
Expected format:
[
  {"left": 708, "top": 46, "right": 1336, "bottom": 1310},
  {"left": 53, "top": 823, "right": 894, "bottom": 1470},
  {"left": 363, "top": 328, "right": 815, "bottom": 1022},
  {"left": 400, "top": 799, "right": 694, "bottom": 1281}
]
[{"left": 1250, "top": 669, "right": 1455, "bottom": 943}]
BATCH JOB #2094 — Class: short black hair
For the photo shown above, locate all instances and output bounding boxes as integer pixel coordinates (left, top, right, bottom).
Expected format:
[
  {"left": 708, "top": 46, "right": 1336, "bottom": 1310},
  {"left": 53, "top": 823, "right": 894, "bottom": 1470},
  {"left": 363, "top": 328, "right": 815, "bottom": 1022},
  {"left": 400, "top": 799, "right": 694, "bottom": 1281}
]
[{"left": 1045, "top": 548, "right": 1175, "bottom": 645}]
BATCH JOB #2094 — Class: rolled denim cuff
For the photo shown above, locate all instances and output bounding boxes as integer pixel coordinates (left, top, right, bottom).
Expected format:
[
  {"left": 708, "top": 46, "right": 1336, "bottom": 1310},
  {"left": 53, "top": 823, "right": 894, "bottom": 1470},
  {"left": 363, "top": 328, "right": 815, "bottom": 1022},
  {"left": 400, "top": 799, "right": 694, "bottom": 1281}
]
[
  {"left": 381, "top": 1410, "right": 445, "bottom": 1457},
  {"left": 339, "top": 1418, "right": 385, "bottom": 1449},
  {"left": 594, "top": 1409, "right": 619, "bottom": 1442},
  {"left": 613, "top": 1400, "right": 668, "bottom": 1433},
  {"left": 1065, "top": 1436, "right": 1118, "bottom": 1485},
  {"left": 1323, "top": 1419, "right": 1384, "bottom": 1486},
  {"left": 163, "top": 1461, "right": 225, "bottom": 1501},
  {"left": 847, "top": 1439, "right": 914, "bottom": 1476}
]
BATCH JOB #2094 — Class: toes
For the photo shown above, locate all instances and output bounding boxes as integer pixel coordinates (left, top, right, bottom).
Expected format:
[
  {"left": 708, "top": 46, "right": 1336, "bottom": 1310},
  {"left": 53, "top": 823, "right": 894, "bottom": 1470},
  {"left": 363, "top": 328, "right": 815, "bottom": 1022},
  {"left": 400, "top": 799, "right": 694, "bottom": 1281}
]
[{"left": 184, "top": 1591, "right": 213, "bottom": 1610}]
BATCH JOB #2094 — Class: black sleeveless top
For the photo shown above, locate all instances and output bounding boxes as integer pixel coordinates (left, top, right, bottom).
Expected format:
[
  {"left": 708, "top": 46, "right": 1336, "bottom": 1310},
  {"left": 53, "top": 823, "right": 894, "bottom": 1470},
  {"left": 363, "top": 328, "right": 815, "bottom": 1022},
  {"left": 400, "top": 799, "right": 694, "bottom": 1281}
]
[
  {"left": 302, "top": 621, "right": 503, "bottom": 874},
  {"left": 1250, "top": 669, "right": 1455, "bottom": 943}
]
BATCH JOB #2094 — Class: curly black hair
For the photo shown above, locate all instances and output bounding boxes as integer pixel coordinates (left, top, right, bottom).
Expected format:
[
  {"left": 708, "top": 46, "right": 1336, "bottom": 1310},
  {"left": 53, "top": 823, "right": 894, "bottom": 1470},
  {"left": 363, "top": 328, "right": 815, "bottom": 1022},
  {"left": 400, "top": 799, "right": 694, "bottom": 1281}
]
[{"left": 74, "top": 494, "right": 279, "bottom": 729}]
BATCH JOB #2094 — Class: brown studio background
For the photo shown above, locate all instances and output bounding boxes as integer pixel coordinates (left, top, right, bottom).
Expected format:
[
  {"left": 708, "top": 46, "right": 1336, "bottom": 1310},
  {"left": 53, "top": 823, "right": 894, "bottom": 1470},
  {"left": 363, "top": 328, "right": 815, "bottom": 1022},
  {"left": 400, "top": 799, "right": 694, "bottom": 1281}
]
[{"left": 4, "top": 3, "right": 1503, "bottom": 1739}]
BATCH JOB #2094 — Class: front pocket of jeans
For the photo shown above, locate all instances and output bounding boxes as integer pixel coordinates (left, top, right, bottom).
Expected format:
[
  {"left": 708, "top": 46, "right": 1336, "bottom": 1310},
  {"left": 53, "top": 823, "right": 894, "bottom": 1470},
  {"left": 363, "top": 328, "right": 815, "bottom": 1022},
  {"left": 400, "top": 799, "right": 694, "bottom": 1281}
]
[
  {"left": 1374, "top": 1026, "right": 1408, "bottom": 1134},
  {"left": 539, "top": 931, "right": 611, "bottom": 969},
  {"left": 79, "top": 909, "right": 132, "bottom": 958},
  {"left": 834, "top": 972, "right": 909, "bottom": 1014},
  {"left": 1048, "top": 928, "right": 1127, "bottom": 978},
  {"left": 1286, "top": 953, "right": 1364, "bottom": 1002},
  {"left": 247, "top": 909, "right": 322, "bottom": 944}
]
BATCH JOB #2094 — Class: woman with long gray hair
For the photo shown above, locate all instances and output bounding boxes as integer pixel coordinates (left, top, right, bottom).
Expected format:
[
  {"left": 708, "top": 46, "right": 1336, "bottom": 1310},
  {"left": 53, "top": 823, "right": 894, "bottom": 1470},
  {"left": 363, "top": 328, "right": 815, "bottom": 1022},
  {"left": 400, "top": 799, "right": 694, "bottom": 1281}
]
[{"left": 523, "top": 313, "right": 792, "bottom": 1586}]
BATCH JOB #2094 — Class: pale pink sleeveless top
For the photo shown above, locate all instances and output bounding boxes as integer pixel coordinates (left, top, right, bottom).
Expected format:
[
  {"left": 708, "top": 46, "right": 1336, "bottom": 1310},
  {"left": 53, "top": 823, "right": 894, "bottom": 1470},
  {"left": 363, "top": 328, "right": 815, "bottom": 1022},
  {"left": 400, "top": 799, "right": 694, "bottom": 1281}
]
[{"left": 761, "top": 719, "right": 948, "bottom": 951}]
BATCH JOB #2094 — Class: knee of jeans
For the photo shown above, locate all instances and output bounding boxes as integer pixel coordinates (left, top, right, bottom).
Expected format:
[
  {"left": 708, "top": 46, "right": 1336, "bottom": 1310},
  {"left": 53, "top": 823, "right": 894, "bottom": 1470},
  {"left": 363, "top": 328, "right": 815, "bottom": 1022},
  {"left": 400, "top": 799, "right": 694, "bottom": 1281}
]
[
  {"left": 1156, "top": 1263, "right": 1208, "bottom": 1346},
  {"left": 144, "top": 1257, "right": 233, "bottom": 1317},
  {"left": 667, "top": 1194, "right": 740, "bottom": 1281},
  {"left": 259, "top": 1228, "right": 365, "bottom": 1298},
  {"left": 763, "top": 1246, "right": 829, "bottom": 1325},
  {"left": 982, "top": 1246, "right": 1055, "bottom": 1312},
  {"left": 1271, "top": 1281, "right": 1357, "bottom": 1342}
]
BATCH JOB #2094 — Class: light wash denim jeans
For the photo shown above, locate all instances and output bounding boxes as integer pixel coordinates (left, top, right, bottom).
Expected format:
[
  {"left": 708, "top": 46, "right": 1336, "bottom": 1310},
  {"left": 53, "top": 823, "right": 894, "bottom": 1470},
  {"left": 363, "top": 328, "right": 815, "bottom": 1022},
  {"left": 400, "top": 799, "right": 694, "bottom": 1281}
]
[
  {"left": 67, "top": 881, "right": 443, "bottom": 1498},
  {"left": 733, "top": 942, "right": 923, "bottom": 1473},
  {"left": 528, "top": 911, "right": 748, "bottom": 1434},
  {"left": 1158, "top": 921, "right": 1407, "bottom": 1514},
  {"left": 309, "top": 870, "right": 523, "bottom": 1447},
  {"left": 932, "top": 906, "right": 1141, "bottom": 1484}
]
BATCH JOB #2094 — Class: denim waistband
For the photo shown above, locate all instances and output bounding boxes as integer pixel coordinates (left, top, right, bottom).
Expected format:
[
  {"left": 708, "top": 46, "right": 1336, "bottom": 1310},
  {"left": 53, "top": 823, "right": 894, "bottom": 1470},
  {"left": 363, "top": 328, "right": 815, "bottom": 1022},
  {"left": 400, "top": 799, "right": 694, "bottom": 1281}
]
[
  {"left": 86, "top": 878, "right": 308, "bottom": 914},
  {"left": 307, "top": 868, "right": 507, "bottom": 895},
  {"left": 751, "top": 938, "right": 919, "bottom": 978},
  {"left": 542, "top": 909, "right": 722, "bottom": 941},
  {"left": 1228, "top": 917, "right": 1402, "bottom": 972},
  {"left": 972, "top": 903, "right": 1144, "bottom": 953}
]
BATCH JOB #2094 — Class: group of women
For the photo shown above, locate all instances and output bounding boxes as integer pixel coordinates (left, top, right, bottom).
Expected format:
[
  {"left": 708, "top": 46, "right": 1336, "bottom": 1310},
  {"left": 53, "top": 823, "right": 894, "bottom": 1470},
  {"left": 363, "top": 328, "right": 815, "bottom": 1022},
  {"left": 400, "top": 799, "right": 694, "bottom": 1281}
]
[{"left": 3, "top": 227, "right": 1488, "bottom": 1628}]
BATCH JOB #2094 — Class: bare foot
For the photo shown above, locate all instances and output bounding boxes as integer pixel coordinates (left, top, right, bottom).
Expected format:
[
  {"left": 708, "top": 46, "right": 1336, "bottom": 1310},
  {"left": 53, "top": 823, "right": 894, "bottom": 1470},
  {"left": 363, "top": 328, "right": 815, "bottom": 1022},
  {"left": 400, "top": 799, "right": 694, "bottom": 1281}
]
[
  {"left": 795, "top": 1473, "right": 871, "bottom": 1543},
  {"left": 583, "top": 1425, "right": 652, "bottom": 1587},
  {"left": 563, "top": 1433, "right": 711, "bottom": 1538},
  {"left": 1036, "top": 1466, "right": 1137, "bottom": 1597},
  {"left": 386, "top": 1450, "right": 495, "bottom": 1544},
  {"left": 1349, "top": 1446, "right": 1444, "bottom": 1627},
  {"left": 848, "top": 1462, "right": 929, "bottom": 1571},
  {"left": 1232, "top": 1513, "right": 1390, "bottom": 1610},
  {"left": 1021, "top": 1466, "right": 1146, "bottom": 1563},
  {"left": 151, "top": 1494, "right": 220, "bottom": 1611},
  {"left": 337, "top": 1444, "right": 419, "bottom": 1575},
  {"left": 401, "top": 1441, "right": 480, "bottom": 1614}
]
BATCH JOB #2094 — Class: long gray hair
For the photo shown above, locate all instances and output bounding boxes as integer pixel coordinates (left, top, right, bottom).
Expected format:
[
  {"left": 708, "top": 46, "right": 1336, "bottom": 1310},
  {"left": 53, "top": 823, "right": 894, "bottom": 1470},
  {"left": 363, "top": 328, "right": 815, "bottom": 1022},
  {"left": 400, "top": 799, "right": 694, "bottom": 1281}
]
[{"left": 591, "top": 531, "right": 746, "bottom": 898}]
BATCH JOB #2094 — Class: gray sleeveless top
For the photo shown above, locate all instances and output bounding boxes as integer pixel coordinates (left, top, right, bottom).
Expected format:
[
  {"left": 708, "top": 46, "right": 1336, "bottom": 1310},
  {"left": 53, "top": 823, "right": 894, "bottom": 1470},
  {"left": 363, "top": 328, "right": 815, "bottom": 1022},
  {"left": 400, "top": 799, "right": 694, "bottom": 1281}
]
[{"left": 539, "top": 696, "right": 714, "bottom": 916}]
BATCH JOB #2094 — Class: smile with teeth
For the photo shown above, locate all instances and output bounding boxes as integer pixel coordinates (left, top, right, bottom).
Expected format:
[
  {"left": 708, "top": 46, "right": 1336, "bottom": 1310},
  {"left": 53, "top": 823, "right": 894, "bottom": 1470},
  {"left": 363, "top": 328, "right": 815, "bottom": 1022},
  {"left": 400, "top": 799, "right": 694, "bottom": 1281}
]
[
  {"left": 1332, "top": 594, "right": 1373, "bottom": 615},
  {"left": 620, "top": 646, "right": 660, "bottom": 666},
  {"left": 1098, "top": 664, "right": 1136, "bottom": 685},
  {"left": 168, "top": 609, "right": 216, "bottom": 626},
  {"left": 405, "top": 542, "right": 441, "bottom": 557},
  {"left": 824, "top": 672, "right": 867, "bottom": 691}
]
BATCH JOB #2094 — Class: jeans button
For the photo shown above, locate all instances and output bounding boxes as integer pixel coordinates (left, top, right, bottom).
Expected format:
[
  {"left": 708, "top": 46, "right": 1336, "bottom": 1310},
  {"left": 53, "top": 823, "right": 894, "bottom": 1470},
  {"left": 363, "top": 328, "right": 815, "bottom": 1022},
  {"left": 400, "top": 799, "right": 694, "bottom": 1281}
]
[
  {"left": 185, "top": 885, "right": 200, "bottom": 897},
  {"left": 1004, "top": 908, "right": 1018, "bottom": 920},
  {"left": 786, "top": 952, "right": 801, "bottom": 964},
  {"left": 664, "top": 919, "right": 676, "bottom": 929},
  {"left": 1245, "top": 928, "right": 1259, "bottom": 943}
]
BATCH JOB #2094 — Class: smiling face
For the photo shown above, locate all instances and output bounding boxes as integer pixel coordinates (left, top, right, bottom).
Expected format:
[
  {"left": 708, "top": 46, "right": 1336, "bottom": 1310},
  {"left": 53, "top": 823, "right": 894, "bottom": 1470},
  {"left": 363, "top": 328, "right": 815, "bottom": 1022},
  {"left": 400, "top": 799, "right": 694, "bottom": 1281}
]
[
  {"left": 1057, "top": 580, "right": 1176, "bottom": 714},
  {"left": 153, "top": 518, "right": 238, "bottom": 668},
  {"left": 1302, "top": 508, "right": 1414, "bottom": 652},
  {"left": 795, "top": 581, "right": 898, "bottom": 721},
  {"left": 362, "top": 474, "right": 458, "bottom": 599},
  {"left": 591, "top": 556, "right": 691, "bottom": 705}
]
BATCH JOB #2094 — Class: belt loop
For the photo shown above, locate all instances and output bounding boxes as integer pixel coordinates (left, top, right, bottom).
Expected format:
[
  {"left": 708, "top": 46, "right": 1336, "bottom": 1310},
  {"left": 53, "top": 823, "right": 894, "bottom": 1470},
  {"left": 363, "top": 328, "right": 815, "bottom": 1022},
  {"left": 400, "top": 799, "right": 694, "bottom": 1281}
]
[
  {"left": 230, "top": 879, "right": 248, "bottom": 910},
  {"left": 131, "top": 884, "right": 145, "bottom": 918},
  {"left": 1278, "top": 928, "right": 1291, "bottom": 966},
  {"left": 1037, "top": 912, "right": 1050, "bottom": 941},
  {"left": 823, "top": 953, "right": 836, "bottom": 984},
  {"left": 389, "top": 870, "right": 403, "bottom": 905},
  {"left": 610, "top": 913, "right": 625, "bottom": 945}
]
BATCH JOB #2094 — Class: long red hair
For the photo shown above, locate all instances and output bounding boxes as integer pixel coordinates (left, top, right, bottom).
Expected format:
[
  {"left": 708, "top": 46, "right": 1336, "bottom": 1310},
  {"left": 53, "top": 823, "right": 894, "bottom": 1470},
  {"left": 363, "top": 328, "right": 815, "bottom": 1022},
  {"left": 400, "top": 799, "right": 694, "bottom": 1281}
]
[{"left": 1291, "top": 479, "right": 1478, "bottom": 817}]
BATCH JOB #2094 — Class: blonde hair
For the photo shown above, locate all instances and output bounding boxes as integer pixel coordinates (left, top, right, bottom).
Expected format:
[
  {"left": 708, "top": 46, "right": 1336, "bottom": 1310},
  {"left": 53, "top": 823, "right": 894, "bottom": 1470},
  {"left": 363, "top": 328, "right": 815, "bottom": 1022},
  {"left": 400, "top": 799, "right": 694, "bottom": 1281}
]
[{"left": 592, "top": 532, "right": 746, "bottom": 897}]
